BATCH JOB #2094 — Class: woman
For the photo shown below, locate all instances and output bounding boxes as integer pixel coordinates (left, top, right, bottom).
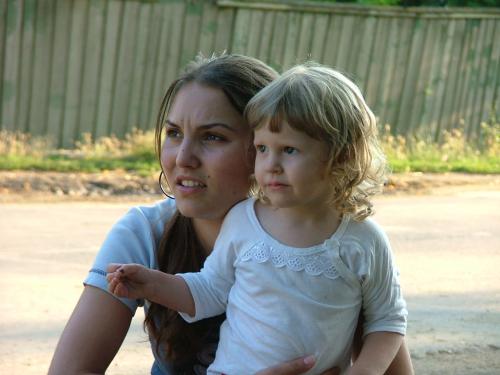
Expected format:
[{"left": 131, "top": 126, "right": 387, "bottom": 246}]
[{"left": 49, "top": 54, "right": 413, "bottom": 375}]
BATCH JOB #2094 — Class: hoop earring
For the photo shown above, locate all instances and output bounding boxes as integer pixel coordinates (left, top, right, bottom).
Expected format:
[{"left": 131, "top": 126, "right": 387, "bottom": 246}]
[{"left": 158, "top": 170, "right": 175, "bottom": 199}]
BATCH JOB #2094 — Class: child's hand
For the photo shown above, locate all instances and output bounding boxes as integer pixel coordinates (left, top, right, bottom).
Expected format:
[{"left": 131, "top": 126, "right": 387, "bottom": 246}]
[{"left": 106, "top": 263, "right": 153, "bottom": 300}]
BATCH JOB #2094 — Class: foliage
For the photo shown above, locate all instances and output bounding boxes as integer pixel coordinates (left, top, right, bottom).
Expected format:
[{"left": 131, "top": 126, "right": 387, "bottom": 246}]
[
  {"left": 310, "top": 0, "right": 499, "bottom": 6},
  {"left": 380, "top": 122, "right": 499, "bottom": 173},
  {"left": 0, "top": 129, "right": 158, "bottom": 177},
  {"left": 0, "top": 123, "right": 498, "bottom": 175}
]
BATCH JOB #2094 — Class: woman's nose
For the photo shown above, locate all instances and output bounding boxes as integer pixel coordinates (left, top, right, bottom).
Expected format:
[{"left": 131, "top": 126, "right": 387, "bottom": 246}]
[{"left": 176, "top": 139, "right": 200, "bottom": 168}]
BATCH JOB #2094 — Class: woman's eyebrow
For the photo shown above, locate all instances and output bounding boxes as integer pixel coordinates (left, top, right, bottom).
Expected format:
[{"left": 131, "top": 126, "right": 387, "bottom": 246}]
[{"left": 166, "top": 120, "right": 237, "bottom": 132}]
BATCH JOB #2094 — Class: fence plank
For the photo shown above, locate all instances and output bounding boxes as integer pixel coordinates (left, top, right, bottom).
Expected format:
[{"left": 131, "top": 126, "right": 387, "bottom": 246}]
[
  {"left": 60, "top": 0, "right": 88, "bottom": 147},
  {"left": 139, "top": 4, "right": 164, "bottom": 132},
  {"left": 438, "top": 19, "right": 466, "bottom": 136},
  {"left": 310, "top": 13, "right": 328, "bottom": 62},
  {"left": 377, "top": 17, "right": 399, "bottom": 126},
  {"left": 163, "top": 2, "right": 185, "bottom": 102},
  {"left": 180, "top": 1, "right": 202, "bottom": 66},
  {"left": 46, "top": 0, "right": 72, "bottom": 145},
  {"left": 282, "top": 11, "right": 300, "bottom": 69},
  {"left": 17, "top": 0, "right": 36, "bottom": 134},
  {"left": 94, "top": 1, "right": 121, "bottom": 140},
  {"left": 352, "top": 15, "right": 376, "bottom": 92},
  {"left": 383, "top": 17, "right": 413, "bottom": 131},
  {"left": 269, "top": 11, "right": 287, "bottom": 71},
  {"left": 334, "top": 15, "right": 355, "bottom": 70},
  {"left": 78, "top": 0, "right": 105, "bottom": 138},
  {"left": 480, "top": 21, "right": 499, "bottom": 126},
  {"left": 214, "top": 6, "right": 234, "bottom": 53},
  {"left": 110, "top": 0, "right": 140, "bottom": 137},
  {"left": 2, "top": 0, "right": 22, "bottom": 132},
  {"left": 255, "top": 10, "right": 275, "bottom": 63},
  {"left": 199, "top": 1, "right": 218, "bottom": 54},
  {"left": 396, "top": 18, "right": 427, "bottom": 136},
  {"left": 408, "top": 19, "right": 436, "bottom": 137},
  {"left": 296, "top": 12, "right": 314, "bottom": 62},
  {"left": 30, "top": 0, "right": 55, "bottom": 137},
  {"left": 0, "top": 0, "right": 7, "bottom": 126},
  {"left": 469, "top": 19, "right": 493, "bottom": 138},
  {"left": 232, "top": 8, "right": 251, "bottom": 54},
  {"left": 322, "top": 14, "right": 342, "bottom": 69}
]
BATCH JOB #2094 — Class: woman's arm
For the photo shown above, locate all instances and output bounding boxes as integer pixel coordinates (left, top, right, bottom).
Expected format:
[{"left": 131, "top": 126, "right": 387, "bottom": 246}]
[{"left": 48, "top": 286, "right": 133, "bottom": 375}]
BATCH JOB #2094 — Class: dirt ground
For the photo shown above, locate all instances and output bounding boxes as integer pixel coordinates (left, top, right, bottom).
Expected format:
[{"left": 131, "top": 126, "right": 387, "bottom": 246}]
[{"left": 1, "top": 171, "right": 499, "bottom": 374}]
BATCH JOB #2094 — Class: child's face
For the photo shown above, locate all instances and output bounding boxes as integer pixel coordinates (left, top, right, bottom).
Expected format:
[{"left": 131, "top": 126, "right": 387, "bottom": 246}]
[{"left": 253, "top": 121, "right": 332, "bottom": 210}]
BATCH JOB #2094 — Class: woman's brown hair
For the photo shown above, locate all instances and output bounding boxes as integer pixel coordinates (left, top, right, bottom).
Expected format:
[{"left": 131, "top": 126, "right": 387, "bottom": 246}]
[{"left": 147, "top": 54, "right": 278, "bottom": 372}]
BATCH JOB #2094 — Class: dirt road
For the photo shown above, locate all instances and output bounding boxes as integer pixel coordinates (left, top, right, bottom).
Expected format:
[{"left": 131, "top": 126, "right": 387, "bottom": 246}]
[{"left": 1, "top": 187, "right": 499, "bottom": 374}]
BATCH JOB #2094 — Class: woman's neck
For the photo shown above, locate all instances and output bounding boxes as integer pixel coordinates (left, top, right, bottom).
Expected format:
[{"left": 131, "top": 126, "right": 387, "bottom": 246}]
[{"left": 192, "top": 218, "right": 224, "bottom": 256}]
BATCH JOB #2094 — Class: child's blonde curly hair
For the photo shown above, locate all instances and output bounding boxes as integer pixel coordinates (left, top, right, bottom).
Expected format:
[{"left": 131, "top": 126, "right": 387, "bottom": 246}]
[{"left": 245, "top": 62, "right": 387, "bottom": 221}]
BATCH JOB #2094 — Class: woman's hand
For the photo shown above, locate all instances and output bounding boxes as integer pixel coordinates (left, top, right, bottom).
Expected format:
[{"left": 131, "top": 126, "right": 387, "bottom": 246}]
[
  {"left": 256, "top": 355, "right": 340, "bottom": 375},
  {"left": 106, "top": 263, "right": 154, "bottom": 300}
]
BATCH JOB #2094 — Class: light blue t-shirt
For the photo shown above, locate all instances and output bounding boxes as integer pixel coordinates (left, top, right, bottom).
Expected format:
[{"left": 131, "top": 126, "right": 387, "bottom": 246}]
[{"left": 84, "top": 198, "right": 220, "bottom": 374}]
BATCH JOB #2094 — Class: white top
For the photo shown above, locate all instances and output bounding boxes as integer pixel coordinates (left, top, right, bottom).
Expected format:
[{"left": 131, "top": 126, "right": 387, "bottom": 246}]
[{"left": 179, "top": 198, "right": 407, "bottom": 375}]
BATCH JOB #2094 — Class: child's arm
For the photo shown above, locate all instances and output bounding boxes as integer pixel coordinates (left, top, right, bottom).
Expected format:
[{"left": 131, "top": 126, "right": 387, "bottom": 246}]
[
  {"left": 106, "top": 263, "right": 195, "bottom": 316},
  {"left": 347, "top": 332, "right": 403, "bottom": 375}
]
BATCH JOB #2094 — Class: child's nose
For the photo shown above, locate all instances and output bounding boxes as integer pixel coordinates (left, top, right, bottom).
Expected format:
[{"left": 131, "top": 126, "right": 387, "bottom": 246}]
[{"left": 266, "top": 154, "right": 283, "bottom": 174}]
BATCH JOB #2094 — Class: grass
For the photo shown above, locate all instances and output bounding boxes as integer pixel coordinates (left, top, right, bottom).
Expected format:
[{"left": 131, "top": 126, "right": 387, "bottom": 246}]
[
  {"left": 0, "top": 129, "right": 159, "bottom": 177},
  {"left": 380, "top": 122, "right": 499, "bottom": 174},
  {"left": 0, "top": 122, "right": 498, "bottom": 175}
]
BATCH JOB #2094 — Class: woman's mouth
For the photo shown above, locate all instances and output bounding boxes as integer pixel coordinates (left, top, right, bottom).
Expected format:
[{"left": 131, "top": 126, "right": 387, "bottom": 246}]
[
  {"left": 175, "top": 177, "right": 207, "bottom": 195},
  {"left": 178, "top": 179, "right": 206, "bottom": 188}
]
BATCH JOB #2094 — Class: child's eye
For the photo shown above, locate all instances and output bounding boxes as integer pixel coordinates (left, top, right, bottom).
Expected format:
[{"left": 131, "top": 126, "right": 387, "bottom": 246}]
[
  {"left": 255, "top": 145, "right": 267, "bottom": 153},
  {"left": 283, "top": 146, "right": 298, "bottom": 154}
]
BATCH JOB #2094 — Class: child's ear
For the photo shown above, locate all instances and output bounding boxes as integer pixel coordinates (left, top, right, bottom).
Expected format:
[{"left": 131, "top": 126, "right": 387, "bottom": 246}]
[{"left": 246, "top": 143, "right": 256, "bottom": 169}]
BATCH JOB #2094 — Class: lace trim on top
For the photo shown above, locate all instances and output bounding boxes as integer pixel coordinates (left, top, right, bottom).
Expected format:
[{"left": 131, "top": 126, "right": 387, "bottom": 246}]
[{"left": 240, "top": 241, "right": 339, "bottom": 280}]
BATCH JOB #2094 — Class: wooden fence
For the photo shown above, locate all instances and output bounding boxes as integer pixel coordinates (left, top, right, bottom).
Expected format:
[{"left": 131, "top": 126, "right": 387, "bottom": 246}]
[{"left": 1, "top": 0, "right": 499, "bottom": 147}]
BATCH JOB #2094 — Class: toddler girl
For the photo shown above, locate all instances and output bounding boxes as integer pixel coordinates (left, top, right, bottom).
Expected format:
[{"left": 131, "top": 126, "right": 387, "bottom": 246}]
[{"left": 107, "top": 63, "right": 407, "bottom": 375}]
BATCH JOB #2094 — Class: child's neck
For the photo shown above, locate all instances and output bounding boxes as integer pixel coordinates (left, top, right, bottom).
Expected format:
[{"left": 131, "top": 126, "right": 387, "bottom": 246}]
[{"left": 255, "top": 201, "right": 342, "bottom": 248}]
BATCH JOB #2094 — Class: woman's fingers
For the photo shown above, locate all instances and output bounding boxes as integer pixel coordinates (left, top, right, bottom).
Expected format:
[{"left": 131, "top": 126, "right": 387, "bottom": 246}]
[
  {"left": 256, "top": 355, "right": 316, "bottom": 375},
  {"left": 320, "top": 368, "right": 341, "bottom": 375}
]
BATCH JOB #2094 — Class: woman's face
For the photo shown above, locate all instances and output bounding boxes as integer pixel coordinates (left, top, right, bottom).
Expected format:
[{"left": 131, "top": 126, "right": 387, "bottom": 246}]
[{"left": 161, "top": 82, "right": 255, "bottom": 221}]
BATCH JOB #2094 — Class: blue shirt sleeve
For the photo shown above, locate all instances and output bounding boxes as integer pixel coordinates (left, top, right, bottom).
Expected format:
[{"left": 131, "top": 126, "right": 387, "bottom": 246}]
[{"left": 84, "top": 199, "right": 176, "bottom": 314}]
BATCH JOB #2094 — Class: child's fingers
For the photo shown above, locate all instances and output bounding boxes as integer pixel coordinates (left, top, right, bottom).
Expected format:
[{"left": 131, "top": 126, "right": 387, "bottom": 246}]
[
  {"left": 107, "top": 276, "right": 119, "bottom": 294},
  {"left": 107, "top": 263, "right": 123, "bottom": 273},
  {"left": 111, "top": 281, "right": 129, "bottom": 298}
]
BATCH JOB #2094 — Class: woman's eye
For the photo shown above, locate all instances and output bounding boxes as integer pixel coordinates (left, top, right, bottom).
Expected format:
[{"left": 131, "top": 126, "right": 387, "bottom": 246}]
[
  {"left": 283, "top": 146, "right": 298, "bottom": 154},
  {"left": 255, "top": 145, "right": 267, "bottom": 153},
  {"left": 204, "top": 133, "right": 225, "bottom": 142},
  {"left": 166, "top": 128, "right": 181, "bottom": 139}
]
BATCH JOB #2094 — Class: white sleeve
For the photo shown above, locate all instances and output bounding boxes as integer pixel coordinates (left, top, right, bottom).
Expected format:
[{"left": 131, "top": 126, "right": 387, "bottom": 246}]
[
  {"left": 177, "top": 216, "right": 237, "bottom": 323},
  {"left": 361, "top": 231, "right": 407, "bottom": 336}
]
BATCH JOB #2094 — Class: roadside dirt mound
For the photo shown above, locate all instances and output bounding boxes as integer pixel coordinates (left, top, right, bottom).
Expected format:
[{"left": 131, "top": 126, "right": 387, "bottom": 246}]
[{"left": 0, "top": 170, "right": 498, "bottom": 203}]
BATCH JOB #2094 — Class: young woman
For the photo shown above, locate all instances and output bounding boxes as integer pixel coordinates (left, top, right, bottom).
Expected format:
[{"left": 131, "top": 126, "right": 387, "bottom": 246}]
[{"left": 49, "top": 54, "right": 413, "bottom": 375}]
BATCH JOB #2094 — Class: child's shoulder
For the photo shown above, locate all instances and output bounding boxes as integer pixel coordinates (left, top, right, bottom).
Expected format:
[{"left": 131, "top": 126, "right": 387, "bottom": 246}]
[
  {"left": 221, "top": 197, "right": 255, "bottom": 226},
  {"left": 343, "top": 215, "right": 389, "bottom": 247}
]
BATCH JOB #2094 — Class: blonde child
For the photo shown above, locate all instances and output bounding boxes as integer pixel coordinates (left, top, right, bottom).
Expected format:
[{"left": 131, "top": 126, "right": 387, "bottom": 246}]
[{"left": 107, "top": 63, "right": 407, "bottom": 374}]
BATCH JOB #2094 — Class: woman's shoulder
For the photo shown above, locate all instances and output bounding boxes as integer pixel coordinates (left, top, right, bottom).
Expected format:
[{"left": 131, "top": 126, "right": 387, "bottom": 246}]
[{"left": 120, "top": 198, "right": 177, "bottom": 240}]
